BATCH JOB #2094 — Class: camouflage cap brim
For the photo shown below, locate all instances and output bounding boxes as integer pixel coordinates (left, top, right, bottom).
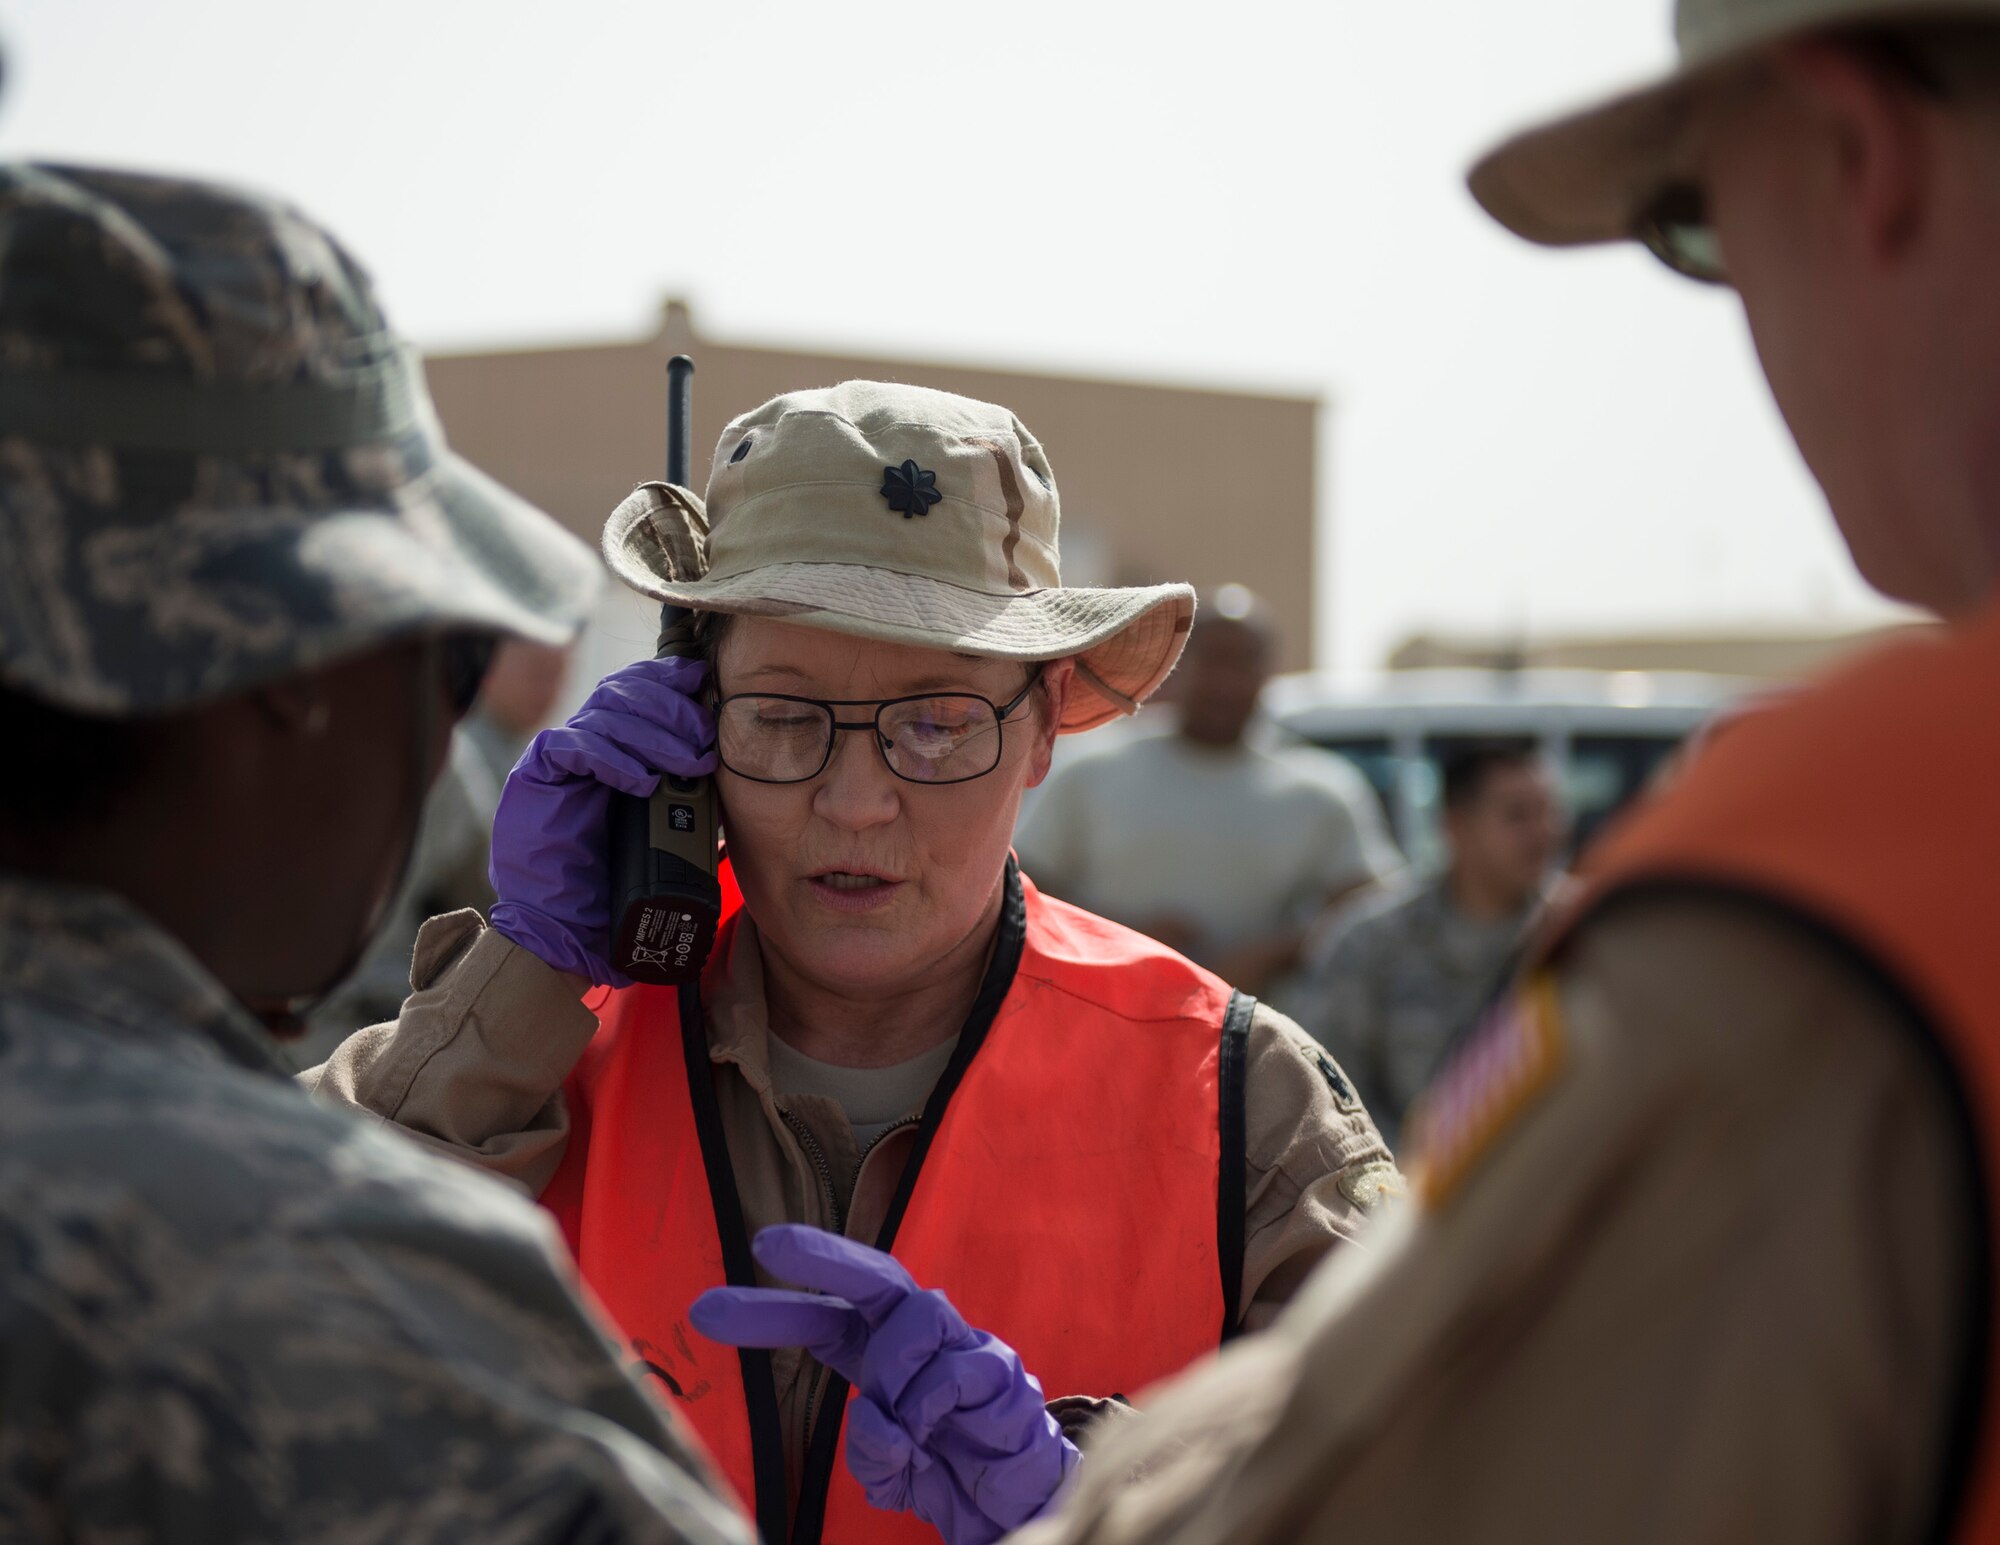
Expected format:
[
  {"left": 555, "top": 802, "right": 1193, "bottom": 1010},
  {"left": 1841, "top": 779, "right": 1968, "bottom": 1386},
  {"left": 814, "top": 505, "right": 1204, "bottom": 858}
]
[{"left": 0, "top": 433, "right": 599, "bottom": 715}]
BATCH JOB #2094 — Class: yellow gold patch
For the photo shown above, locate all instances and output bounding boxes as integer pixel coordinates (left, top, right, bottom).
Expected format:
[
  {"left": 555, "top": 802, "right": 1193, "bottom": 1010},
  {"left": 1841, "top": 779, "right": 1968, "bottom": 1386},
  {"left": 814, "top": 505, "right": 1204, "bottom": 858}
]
[
  {"left": 1336, "top": 1158, "right": 1408, "bottom": 1216},
  {"left": 1408, "top": 974, "right": 1567, "bottom": 1209}
]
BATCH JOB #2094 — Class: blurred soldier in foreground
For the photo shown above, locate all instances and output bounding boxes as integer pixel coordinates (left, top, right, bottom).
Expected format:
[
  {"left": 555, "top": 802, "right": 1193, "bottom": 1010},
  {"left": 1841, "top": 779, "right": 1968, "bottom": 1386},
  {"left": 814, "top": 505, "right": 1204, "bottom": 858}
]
[
  {"left": 1304, "top": 739, "right": 1564, "bottom": 1143},
  {"left": 815, "top": 0, "right": 2000, "bottom": 1539},
  {"left": 0, "top": 164, "right": 748, "bottom": 1544},
  {"left": 1016, "top": 584, "right": 1398, "bottom": 1009}
]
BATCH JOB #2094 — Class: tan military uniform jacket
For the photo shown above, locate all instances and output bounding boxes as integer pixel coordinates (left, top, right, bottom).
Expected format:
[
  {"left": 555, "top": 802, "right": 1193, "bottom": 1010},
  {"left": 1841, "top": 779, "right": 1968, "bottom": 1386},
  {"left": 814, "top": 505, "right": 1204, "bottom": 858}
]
[
  {"left": 1010, "top": 893, "right": 1975, "bottom": 1545},
  {"left": 306, "top": 907, "right": 1401, "bottom": 1492}
]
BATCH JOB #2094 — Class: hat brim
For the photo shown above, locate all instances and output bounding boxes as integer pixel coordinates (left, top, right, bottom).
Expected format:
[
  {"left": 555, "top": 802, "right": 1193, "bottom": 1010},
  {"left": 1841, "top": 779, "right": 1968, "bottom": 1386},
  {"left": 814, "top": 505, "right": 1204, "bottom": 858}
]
[
  {"left": 1468, "top": 0, "right": 2000, "bottom": 245},
  {"left": 1, "top": 441, "right": 600, "bottom": 714},
  {"left": 1467, "top": 67, "right": 1710, "bottom": 248},
  {"left": 612, "top": 557, "right": 1193, "bottom": 734},
  {"left": 398, "top": 446, "right": 600, "bottom": 644}
]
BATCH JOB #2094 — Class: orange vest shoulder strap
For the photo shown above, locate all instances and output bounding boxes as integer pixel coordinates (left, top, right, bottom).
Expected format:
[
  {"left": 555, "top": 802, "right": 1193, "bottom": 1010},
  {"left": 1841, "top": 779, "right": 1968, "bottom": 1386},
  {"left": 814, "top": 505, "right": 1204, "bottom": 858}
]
[
  {"left": 542, "top": 913, "right": 790, "bottom": 1538},
  {"left": 1217, "top": 987, "right": 1254, "bottom": 1336},
  {"left": 669, "top": 976, "right": 791, "bottom": 1537}
]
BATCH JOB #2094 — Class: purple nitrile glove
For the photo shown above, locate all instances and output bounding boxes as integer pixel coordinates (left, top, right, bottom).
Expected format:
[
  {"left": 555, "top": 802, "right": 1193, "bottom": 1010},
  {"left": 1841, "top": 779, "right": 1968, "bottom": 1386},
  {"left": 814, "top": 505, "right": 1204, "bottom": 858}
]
[
  {"left": 690, "top": 1225, "right": 1080, "bottom": 1545},
  {"left": 486, "top": 655, "right": 717, "bottom": 988}
]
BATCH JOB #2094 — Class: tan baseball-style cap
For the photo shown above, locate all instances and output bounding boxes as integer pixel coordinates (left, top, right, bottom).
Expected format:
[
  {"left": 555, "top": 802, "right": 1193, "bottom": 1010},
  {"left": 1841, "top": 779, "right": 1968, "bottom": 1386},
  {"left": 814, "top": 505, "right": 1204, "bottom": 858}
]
[
  {"left": 602, "top": 380, "right": 1196, "bottom": 734},
  {"left": 1469, "top": 0, "right": 2000, "bottom": 249}
]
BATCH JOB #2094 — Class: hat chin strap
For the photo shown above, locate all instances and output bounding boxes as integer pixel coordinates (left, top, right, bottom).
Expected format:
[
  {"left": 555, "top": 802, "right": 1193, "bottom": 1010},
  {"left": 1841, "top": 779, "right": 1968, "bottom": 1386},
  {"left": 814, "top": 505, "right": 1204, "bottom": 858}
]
[{"left": 1072, "top": 657, "right": 1138, "bottom": 716}]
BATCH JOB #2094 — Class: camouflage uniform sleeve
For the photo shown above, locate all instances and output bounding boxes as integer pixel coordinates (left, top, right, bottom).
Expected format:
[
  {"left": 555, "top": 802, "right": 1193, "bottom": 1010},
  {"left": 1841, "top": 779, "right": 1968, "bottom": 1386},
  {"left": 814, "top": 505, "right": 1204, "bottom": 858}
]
[
  {"left": 25, "top": 1174, "right": 751, "bottom": 1543},
  {"left": 1238, "top": 1004, "right": 1402, "bottom": 1330}
]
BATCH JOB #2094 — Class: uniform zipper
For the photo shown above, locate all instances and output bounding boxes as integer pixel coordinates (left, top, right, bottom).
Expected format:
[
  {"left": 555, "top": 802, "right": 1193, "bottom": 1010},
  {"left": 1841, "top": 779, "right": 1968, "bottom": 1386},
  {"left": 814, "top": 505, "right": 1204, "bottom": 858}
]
[
  {"left": 802, "top": 1363, "right": 829, "bottom": 1460},
  {"left": 796, "top": 1114, "right": 922, "bottom": 1472},
  {"left": 779, "top": 1103, "right": 844, "bottom": 1509},
  {"left": 856, "top": 1114, "right": 920, "bottom": 1170},
  {"left": 779, "top": 1106, "right": 844, "bottom": 1235}
]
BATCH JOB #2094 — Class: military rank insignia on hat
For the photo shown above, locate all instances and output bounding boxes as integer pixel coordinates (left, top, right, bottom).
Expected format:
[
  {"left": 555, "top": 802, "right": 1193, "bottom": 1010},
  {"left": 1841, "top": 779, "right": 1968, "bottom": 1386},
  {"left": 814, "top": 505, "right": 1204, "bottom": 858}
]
[
  {"left": 1407, "top": 973, "right": 1568, "bottom": 1209},
  {"left": 880, "top": 459, "right": 942, "bottom": 519}
]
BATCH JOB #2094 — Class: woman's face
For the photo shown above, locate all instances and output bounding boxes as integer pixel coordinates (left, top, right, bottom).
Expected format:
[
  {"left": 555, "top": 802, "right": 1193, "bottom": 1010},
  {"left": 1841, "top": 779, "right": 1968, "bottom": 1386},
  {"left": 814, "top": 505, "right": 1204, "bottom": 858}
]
[{"left": 714, "top": 618, "right": 1070, "bottom": 999}]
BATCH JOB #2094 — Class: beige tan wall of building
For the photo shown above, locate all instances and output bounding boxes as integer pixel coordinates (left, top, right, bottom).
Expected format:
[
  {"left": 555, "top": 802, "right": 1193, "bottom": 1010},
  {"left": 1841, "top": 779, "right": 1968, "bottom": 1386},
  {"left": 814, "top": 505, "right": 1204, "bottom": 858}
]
[{"left": 423, "top": 309, "right": 1321, "bottom": 675}]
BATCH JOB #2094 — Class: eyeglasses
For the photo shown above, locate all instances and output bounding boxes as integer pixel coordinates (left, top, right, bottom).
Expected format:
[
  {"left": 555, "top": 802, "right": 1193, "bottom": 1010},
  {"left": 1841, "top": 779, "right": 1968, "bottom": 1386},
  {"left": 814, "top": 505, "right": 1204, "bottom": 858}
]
[
  {"left": 715, "top": 667, "right": 1043, "bottom": 785},
  {"left": 440, "top": 633, "right": 497, "bottom": 718},
  {"left": 1634, "top": 181, "right": 1729, "bottom": 286}
]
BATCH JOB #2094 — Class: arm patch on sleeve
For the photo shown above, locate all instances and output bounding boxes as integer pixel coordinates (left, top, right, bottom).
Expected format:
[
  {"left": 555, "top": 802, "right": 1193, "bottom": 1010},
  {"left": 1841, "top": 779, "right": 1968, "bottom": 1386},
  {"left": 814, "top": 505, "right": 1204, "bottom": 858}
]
[
  {"left": 1407, "top": 973, "right": 1567, "bottom": 1210},
  {"left": 1315, "top": 1050, "right": 1363, "bottom": 1114},
  {"left": 1336, "top": 1158, "right": 1406, "bottom": 1215}
]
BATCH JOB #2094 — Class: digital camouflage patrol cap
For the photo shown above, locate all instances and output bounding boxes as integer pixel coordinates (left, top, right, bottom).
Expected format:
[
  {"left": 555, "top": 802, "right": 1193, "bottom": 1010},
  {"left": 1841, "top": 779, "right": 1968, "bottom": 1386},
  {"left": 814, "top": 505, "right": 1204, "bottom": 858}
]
[{"left": 0, "top": 163, "right": 600, "bottom": 716}]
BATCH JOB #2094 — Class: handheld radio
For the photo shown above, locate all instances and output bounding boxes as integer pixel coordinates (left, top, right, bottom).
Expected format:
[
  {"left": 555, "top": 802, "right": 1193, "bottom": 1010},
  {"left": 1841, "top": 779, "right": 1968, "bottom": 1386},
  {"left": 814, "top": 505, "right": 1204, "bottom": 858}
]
[{"left": 606, "top": 354, "right": 723, "bottom": 985}]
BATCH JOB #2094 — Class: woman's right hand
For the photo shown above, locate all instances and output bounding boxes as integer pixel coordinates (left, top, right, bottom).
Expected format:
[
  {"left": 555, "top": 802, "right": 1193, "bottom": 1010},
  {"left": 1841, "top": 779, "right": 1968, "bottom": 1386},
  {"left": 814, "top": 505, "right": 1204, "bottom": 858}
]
[
  {"left": 693, "top": 1227, "right": 1080, "bottom": 1545},
  {"left": 487, "top": 655, "right": 718, "bottom": 988}
]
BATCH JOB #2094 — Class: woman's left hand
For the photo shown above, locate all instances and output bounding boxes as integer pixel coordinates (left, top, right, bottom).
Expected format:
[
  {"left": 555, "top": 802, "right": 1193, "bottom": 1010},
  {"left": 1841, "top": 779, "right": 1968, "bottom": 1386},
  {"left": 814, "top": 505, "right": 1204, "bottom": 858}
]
[{"left": 691, "top": 1225, "right": 1080, "bottom": 1545}]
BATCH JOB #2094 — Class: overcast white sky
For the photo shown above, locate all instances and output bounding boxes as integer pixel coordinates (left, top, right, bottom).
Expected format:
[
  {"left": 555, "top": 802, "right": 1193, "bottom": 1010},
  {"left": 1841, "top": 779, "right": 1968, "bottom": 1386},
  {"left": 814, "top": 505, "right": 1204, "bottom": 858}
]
[{"left": 2, "top": 0, "right": 1914, "bottom": 672}]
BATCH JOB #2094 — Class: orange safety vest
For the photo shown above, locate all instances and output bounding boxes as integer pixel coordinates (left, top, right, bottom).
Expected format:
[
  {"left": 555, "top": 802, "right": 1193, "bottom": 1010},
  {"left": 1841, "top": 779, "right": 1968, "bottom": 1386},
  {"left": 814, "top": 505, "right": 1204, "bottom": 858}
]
[
  {"left": 543, "top": 864, "right": 1253, "bottom": 1545},
  {"left": 1535, "top": 605, "right": 1999, "bottom": 1542}
]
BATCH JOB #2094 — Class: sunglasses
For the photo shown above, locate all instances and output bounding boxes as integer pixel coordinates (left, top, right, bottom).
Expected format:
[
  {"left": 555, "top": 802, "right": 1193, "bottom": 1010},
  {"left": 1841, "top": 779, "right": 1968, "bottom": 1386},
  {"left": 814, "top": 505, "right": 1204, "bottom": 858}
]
[
  {"left": 1633, "top": 32, "right": 1952, "bottom": 289},
  {"left": 1633, "top": 182, "right": 1729, "bottom": 286}
]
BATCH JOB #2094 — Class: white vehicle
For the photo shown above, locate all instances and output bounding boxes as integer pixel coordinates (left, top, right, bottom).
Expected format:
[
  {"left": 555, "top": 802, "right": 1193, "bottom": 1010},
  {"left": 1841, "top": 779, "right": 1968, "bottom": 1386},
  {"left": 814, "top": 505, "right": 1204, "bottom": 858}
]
[{"left": 1263, "top": 669, "right": 1754, "bottom": 870}]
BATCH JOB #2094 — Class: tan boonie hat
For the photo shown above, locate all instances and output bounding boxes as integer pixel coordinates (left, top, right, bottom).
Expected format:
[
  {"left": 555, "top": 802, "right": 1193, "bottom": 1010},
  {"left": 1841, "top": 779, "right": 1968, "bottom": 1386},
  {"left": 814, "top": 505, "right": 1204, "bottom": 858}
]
[
  {"left": 1468, "top": 0, "right": 2000, "bottom": 249},
  {"left": 603, "top": 380, "right": 1195, "bottom": 734}
]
